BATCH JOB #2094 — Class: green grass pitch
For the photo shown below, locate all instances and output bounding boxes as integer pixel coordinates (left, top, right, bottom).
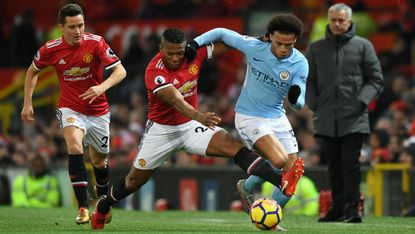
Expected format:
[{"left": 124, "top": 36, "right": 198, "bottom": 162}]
[{"left": 0, "top": 207, "right": 414, "bottom": 233}]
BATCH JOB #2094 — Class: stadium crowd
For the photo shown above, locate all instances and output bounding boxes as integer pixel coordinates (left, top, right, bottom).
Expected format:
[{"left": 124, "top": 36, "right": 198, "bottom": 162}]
[{"left": 0, "top": 0, "right": 415, "bottom": 174}]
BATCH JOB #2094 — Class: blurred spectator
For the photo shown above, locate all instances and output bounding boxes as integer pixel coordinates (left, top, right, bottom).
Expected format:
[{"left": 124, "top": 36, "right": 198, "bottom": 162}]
[
  {"left": 137, "top": 0, "right": 197, "bottom": 19},
  {"left": 0, "top": 174, "right": 11, "bottom": 205},
  {"left": 122, "top": 33, "right": 144, "bottom": 77},
  {"left": 388, "top": 100, "right": 411, "bottom": 137},
  {"left": 368, "top": 129, "right": 391, "bottom": 165},
  {"left": 399, "top": 143, "right": 415, "bottom": 166},
  {"left": 0, "top": 25, "right": 10, "bottom": 67},
  {"left": 194, "top": 0, "right": 226, "bottom": 18},
  {"left": 370, "top": 75, "right": 408, "bottom": 126},
  {"left": 10, "top": 10, "right": 38, "bottom": 67},
  {"left": 296, "top": 130, "right": 321, "bottom": 166},
  {"left": 0, "top": 142, "right": 13, "bottom": 166},
  {"left": 86, "top": 0, "right": 129, "bottom": 21},
  {"left": 387, "top": 134, "right": 404, "bottom": 162},
  {"left": 399, "top": 144, "right": 415, "bottom": 217},
  {"left": 11, "top": 155, "right": 61, "bottom": 208}
]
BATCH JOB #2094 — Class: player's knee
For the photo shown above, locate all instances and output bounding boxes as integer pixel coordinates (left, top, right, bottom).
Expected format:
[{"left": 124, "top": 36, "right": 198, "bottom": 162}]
[
  {"left": 67, "top": 144, "right": 83, "bottom": 154},
  {"left": 269, "top": 154, "right": 287, "bottom": 169},
  {"left": 125, "top": 175, "right": 145, "bottom": 191},
  {"left": 208, "top": 132, "right": 243, "bottom": 157},
  {"left": 90, "top": 157, "right": 106, "bottom": 169}
]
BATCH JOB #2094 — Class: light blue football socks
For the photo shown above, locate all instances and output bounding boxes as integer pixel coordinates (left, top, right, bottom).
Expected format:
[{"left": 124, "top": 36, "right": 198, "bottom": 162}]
[
  {"left": 244, "top": 175, "right": 264, "bottom": 193},
  {"left": 244, "top": 175, "right": 291, "bottom": 208},
  {"left": 272, "top": 187, "right": 291, "bottom": 208}
]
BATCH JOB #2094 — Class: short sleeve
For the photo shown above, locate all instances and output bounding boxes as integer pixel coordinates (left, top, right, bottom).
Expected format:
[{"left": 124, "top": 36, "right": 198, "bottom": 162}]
[
  {"left": 96, "top": 38, "right": 121, "bottom": 70},
  {"left": 33, "top": 45, "right": 51, "bottom": 70},
  {"left": 145, "top": 69, "right": 172, "bottom": 93}
]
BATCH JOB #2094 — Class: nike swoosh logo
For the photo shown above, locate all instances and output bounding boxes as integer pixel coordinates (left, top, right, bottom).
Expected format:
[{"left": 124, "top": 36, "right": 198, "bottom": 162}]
[
  {"left": 281, "top": 180, "right": 289, "bottom": 191},
  {"left": 253, "top": 57, "right": 264, "bottom": 62}
]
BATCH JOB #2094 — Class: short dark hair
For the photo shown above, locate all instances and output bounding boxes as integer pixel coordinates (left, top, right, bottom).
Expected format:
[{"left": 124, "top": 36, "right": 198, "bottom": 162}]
[
  {"left": 162, "top": 28, "right": 185, "bottom": 44},
  {"left": 267, "top": 13, "right": 303, "bottom": 38},
  {"left": 58, "top": 3, "right": 84, "bottom": 25}
]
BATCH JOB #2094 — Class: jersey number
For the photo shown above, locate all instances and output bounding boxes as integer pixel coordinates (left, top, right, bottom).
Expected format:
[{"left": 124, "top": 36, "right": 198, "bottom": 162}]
[
  {"left": 101, "top": 136, "right": 109, "bottom": 148},
  {"left": 195, "top": 127, "right": 208, "bottom": 133}
]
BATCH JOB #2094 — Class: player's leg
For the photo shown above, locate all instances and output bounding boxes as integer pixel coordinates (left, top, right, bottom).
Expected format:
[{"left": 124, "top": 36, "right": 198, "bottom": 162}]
[
  {"left": 85, "top": 113, "right": 111, "bottom": 199},
  {"left": 253, "top": 134, "right": 288, "bottom": 169},
  {"left": 237, "top": 175, "right": 263, "bottom": 212},
  {"left": 88, "top": 147, "right": 112, "bottom": 223},
  {"left": 242, "top": 175, "right": 265, "bottom": 194},
  {"left": 92, "top": 120, "right": 179, "bottom": 229},
  {"left": 92, "top": 166, "right": 157, "bottom": 229},
  {"left": 252, "top": 115, "right": 304, "bottom": 197},
  {"left": 207, "top": 131, "right": 285, "bottom": 212},
  {"left": 239, "top": 174, "right": 293, "bottom": 212},
  {"left": 235, "top": 113, "right": 303, "bottom": 198},
  {"left": 183, "top": 122, "right": 283, "bottom": 189},
  {"left": 89, "top": 147, "right": 109, "bottom": 198},
  {"left": 58, "top": 108, "right": 90, "bottom": 224},
  {"left": 85, "top": 112, "right": 112, "bottom": 223},
  {"left": 235, "top": 113, "right": 288, "bottom": 170}
]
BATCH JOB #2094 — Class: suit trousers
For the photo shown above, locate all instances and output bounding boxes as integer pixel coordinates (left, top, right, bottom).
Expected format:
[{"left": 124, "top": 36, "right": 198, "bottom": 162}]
[{"left": 316, "top": 133, "right": 366, "bottom": 217}]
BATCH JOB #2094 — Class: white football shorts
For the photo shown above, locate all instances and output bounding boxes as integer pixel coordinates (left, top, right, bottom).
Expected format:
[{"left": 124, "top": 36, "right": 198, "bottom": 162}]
[
  {"left": 133, "top": 120, "right": 224, "bottom": 170},
  {"left": 235, "top": 112, "right": 298, "bottom": 154},
  {"left": 56, "top": 107, "right": 111, "bottom": 153}
]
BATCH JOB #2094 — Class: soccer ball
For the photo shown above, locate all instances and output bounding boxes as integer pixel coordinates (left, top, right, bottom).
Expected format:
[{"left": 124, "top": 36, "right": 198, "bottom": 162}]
[{"left": 250, "top": 198, "right": 282, "bottom": 230}]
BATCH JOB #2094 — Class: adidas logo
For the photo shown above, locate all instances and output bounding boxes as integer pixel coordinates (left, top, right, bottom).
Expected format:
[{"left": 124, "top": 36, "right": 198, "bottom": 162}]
[
  {"left": 58, "top": 59, "right": 66, "bottom": 65},
  {"left": 173, "top": 79, "right": 179, "bottom": 85}
]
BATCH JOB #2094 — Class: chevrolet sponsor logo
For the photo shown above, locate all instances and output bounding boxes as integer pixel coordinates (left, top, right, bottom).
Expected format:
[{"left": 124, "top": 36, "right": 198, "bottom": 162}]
[
  {"left": 178, "top": 80, "right": 197, "bottom": 93},
  {"left": 63, "top": 67, "right": 90, "bottom": 76}
]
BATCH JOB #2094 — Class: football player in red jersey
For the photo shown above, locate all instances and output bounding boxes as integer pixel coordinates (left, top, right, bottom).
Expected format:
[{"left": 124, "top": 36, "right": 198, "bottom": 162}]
[
  {"left": 21, "top": 4, "right": 126, "bottom": 225},
  {"left": 91, "top": 28, "right": 285, "bottom": 230}
]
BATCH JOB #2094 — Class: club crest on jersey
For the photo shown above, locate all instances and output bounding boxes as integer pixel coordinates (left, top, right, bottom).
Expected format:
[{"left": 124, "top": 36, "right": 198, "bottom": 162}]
[
  {"left": 83, "top": 53, "right": 93, "bottom": 63},
  {"left": 188, "top": 64, "right": 199, "bottom": 75},
  {"left": 34, "top": 51, "right": 40, "bottom": 61},
  {"left": 154, "top": 76, "right": 166, "bottom": 85},
  {"left": 279, "top": 70, "right": 290, "bottom": 80},
  {"left": 138, "top": 158, "right": 146, "bottom": 167},
  {"left": 66, "top": 117, "right": 75, "bottom": 123},
  {"left": 252, "top": 129, "right": 260, "bottom": 136},
  {"left": 106, "top": 48, "right": 116, "bottom": 57}
]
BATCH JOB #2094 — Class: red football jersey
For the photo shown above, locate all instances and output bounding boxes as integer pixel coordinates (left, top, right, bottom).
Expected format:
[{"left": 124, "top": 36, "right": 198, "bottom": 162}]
[
  {"left": 145, "top": 45, "right": 212, "bottom": 125},
  {"left": 33, "top": 32, "right": 120, "bottom": 116}
]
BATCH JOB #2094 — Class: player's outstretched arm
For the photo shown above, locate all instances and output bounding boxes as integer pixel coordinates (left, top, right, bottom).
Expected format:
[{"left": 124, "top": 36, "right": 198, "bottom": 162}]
[
  {"left": 184, "top": 41, "right": 231, "bottom": 63},
  {"left": 80, "top": 63, "right": 126, "bottom": 104},
  {"left": 21, "top": 64, "right": 40, "bottom": 122},
  {"left": 156, "top": 86, "right": 222, "bottom": 129},
  {"left": 194, "top": 28, "right": 241, "bottom": 48}
]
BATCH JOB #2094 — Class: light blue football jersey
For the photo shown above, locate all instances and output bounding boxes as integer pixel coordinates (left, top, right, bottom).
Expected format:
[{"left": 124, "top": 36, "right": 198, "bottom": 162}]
[{"left": 195, "top": 28, "right": 308, "bottom": 118}]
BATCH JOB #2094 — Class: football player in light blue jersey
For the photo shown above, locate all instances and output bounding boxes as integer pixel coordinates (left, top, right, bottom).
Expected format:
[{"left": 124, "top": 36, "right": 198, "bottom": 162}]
[{"left": 186, "top": 14, "right": 308, "bottom": 215}]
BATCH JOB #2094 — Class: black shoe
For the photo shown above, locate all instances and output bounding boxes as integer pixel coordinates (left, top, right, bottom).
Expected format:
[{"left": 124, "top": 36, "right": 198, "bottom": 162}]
[
  {"left": 318, "top": 210, "right": 345, "bottom": 222},
  {"left": 343, "top": 215, "right": 362, "bottom": 223}
]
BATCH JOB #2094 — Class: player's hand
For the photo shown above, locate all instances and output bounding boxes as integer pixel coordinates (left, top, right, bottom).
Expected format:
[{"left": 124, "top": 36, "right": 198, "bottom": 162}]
[
  {"left": 21, "top": 105, "right": 35, "bottom": 122},
  {"left": 288, "top": 85, "right": 301, "bottom": 105},
  {"left": 198, "top": 112, "right": 222, "bottom": 130},
  {"left": 185, "top": 40, "right": 199, "bottom": 62},
  {"left": 79, "top": 85, "right": 105, "bottom": 104}
]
